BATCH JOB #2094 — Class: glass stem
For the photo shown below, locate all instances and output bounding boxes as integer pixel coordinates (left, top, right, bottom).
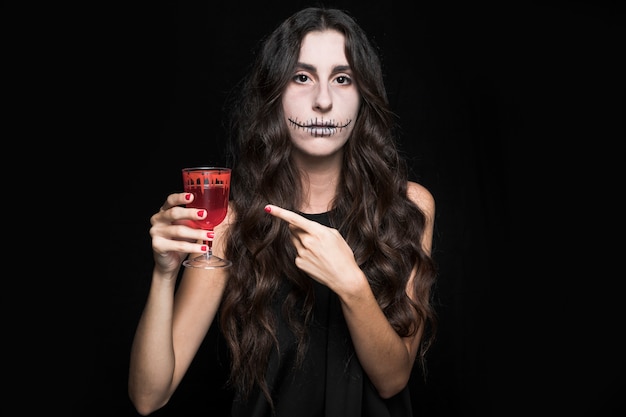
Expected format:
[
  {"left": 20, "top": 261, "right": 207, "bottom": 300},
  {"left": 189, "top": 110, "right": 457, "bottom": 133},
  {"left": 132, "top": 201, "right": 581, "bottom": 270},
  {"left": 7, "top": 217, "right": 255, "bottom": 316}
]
[{"left": 206, "top": 238, "right": 213, "bottom": 259}]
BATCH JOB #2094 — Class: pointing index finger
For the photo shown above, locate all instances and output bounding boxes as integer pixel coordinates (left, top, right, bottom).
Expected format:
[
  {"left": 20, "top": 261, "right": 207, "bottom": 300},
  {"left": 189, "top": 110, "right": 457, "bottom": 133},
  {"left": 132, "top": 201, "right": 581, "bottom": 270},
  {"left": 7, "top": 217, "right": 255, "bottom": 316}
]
[{"left": 264, "top": 204, "right": 311, "bottom": 230}]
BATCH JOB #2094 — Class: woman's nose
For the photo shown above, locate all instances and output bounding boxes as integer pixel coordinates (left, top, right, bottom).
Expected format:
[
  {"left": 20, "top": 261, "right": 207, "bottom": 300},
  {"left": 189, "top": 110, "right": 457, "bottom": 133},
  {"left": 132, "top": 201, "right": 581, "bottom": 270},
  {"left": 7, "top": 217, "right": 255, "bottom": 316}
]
[{"left": 314, "top": 83, "right": 332, "bottom": 111}]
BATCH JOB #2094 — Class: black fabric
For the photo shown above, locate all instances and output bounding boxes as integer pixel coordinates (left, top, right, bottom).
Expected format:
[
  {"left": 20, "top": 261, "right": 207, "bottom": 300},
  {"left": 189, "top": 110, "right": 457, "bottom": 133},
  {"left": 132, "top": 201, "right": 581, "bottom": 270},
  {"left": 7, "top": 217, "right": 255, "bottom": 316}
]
[{"left": 230, "top": 212, "right": 412, "bottom": 417}]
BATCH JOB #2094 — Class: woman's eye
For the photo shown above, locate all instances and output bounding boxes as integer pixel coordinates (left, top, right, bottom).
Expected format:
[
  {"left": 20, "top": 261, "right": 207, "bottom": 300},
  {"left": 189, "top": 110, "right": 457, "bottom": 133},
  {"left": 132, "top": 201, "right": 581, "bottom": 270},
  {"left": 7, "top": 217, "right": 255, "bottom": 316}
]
[
  {"left": 294, "top": 74, "right": 309, "bottom": 83},
  {"left": 336, "top": 76, "right": 351, "bottom": 85}
]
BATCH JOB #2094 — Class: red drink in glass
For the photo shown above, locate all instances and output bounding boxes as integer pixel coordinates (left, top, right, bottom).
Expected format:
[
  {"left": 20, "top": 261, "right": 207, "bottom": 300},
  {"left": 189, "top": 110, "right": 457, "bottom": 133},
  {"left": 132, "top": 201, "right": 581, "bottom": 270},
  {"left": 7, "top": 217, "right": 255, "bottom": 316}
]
[{"left": 181, "top": 167, "right": 232, "bottom": 269}]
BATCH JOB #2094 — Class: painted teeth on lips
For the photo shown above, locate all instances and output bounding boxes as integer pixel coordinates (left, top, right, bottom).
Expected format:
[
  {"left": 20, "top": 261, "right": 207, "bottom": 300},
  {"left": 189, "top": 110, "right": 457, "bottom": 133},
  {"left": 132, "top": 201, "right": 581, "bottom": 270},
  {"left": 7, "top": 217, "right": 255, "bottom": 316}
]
[{"left": 310, "top": 126, "right": 335, "bottom": 136}]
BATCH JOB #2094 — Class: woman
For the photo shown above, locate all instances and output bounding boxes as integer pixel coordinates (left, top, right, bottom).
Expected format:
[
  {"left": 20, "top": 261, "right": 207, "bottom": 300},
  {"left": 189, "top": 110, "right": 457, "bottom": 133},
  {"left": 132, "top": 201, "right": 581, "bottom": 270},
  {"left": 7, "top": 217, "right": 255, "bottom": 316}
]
[{"left": 129, "top": 7, "right": 437, "bottom": 417}]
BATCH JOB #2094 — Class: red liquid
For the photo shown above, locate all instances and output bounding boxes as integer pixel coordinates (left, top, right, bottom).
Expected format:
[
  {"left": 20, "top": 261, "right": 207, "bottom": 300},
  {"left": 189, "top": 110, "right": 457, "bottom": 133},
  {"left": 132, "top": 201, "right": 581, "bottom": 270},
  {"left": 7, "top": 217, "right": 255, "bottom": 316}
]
[{"left": 185, "top": 185, "right": 229, "bottom": 230}]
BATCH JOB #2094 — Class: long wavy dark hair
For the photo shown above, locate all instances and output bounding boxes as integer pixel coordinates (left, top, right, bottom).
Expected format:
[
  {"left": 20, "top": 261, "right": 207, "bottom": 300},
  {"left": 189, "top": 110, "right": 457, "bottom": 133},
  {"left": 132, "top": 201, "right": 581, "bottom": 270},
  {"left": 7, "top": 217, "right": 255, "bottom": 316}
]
[{"left": 221, "top": 6, "right": 437, "bottom": 405}]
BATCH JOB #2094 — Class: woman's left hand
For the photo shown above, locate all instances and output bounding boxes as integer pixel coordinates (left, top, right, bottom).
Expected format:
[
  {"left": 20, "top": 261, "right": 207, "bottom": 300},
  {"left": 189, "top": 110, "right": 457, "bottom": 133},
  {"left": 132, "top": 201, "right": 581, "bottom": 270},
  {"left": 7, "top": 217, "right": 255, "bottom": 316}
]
[{"left": 264, "top": 204, "right": 365, "bottom": 292}]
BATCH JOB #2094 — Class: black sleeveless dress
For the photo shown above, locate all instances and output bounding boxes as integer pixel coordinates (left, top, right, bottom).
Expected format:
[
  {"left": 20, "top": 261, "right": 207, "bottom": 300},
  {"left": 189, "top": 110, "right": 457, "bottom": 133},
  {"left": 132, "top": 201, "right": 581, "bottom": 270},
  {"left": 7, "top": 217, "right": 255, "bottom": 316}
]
[{"left": 230, "top": 212, "right": 413, "bottom": 417}]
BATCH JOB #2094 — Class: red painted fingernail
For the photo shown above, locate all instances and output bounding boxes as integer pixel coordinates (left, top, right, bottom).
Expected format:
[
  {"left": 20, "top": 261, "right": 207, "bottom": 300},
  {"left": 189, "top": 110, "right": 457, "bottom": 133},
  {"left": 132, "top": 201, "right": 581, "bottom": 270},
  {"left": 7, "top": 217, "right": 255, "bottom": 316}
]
[
  {"left": 200, "top": 245, "right": 207, "bottom": 252},
  {"left": 197, "top": 210, "right": 205, "bottom": 217},
  {"left": 264, "top": 206, "right": 271, "bottom": 213},
  {"left": 185, "top": 193, "right": 191, "bottom": 200},
  {"left": 207, "top": 231, "right": 214, "bottom": 239}
]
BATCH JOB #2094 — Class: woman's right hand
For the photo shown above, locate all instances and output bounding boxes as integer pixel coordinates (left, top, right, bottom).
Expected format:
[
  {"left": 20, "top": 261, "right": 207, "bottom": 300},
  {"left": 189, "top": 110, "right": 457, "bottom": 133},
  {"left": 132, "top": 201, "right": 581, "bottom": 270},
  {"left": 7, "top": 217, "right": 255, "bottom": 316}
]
[{"left": 149, "top": 192, "right": 210, "bottom": 274}]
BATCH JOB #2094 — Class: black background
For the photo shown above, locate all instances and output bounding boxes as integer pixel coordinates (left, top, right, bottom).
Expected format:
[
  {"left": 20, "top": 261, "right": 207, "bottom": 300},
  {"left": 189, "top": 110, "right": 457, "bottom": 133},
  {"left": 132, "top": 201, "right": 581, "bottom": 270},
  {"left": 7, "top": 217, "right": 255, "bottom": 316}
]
[{"left": 46, "top": 1, "right": 624, "bottom": 416}]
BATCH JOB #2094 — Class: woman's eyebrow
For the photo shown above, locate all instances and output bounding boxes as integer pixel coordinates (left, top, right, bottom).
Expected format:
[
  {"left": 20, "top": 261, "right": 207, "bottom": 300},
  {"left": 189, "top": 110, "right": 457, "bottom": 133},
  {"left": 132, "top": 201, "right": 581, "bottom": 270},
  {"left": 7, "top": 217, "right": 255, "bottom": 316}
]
[
  {"left": 295, "top": 62, "right": 316, "bottom": 72},
  {"left": 295, "top": 63, "right": 352, "bottom": 73}
]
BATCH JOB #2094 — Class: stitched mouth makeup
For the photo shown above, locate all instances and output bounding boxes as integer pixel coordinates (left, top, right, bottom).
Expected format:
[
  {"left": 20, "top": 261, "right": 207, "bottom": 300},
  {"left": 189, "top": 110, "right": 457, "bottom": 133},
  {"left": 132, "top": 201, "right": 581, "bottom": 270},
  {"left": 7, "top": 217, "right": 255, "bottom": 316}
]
[{"left": 288, "top": 117, "right": 353, "bottom": 137}]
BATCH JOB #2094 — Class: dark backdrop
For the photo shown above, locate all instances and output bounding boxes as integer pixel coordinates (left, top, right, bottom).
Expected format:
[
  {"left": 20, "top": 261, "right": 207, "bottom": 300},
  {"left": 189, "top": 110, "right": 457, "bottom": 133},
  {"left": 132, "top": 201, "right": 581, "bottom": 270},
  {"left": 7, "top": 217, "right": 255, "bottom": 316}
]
[{"left": 70, "top": 1, "right": 624, "bottom": 416}]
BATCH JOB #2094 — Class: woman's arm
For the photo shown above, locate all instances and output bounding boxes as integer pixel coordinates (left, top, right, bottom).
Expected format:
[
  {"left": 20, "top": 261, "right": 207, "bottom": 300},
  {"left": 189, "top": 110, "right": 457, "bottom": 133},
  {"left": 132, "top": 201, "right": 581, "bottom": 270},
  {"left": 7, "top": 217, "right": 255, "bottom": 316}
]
[
  {"left": 128, "top": 194, "right": 231, "bottom": 415},
  {"left": 264, "top": 181, "right": 435, "bottom": 398}
]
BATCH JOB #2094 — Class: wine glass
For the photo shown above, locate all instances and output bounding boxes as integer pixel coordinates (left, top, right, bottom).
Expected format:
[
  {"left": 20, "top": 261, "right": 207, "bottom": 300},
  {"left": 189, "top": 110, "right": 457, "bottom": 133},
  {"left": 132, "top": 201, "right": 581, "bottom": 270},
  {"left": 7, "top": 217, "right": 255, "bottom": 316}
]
[{"left": 181, "top": 167, "right": 232, "bottom": 269}]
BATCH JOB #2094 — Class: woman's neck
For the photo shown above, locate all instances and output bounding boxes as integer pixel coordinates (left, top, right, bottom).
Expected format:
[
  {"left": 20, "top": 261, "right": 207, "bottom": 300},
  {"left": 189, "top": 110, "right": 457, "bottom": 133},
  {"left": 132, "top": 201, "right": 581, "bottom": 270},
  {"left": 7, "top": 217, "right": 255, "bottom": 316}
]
[
  {"left": 293, "top": 154, "right": 341, "bottom": 214},
  {"left": 300, "top": 174, "right": 338, "bottom": 213}
]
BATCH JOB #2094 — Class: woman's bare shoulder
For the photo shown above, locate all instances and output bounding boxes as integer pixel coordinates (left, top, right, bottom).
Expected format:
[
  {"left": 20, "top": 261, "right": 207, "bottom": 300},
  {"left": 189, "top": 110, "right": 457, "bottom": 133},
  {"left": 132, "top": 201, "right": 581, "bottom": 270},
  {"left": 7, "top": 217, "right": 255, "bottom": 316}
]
[{"left": 406, "top": 181, "right": 435, "bottom": 219}]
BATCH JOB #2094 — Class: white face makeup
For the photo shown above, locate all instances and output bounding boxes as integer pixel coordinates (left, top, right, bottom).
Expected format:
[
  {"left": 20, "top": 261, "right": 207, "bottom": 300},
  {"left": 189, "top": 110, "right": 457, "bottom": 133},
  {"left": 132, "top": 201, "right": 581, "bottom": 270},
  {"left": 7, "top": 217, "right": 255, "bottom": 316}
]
[{"left": 282, "top": 30, "right": 360, "bottom": 159}]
